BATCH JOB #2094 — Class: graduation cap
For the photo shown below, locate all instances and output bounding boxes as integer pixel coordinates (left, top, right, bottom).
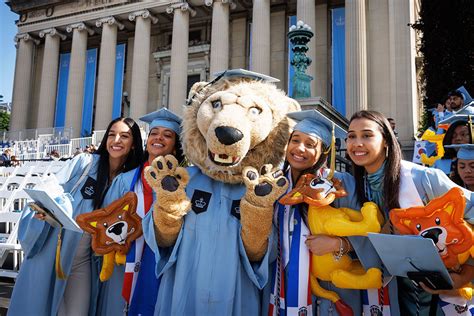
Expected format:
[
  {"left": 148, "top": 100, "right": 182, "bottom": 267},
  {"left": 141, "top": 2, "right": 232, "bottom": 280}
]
[
  {"left": 445, "top": 144, "right": 474, "bottom": 160},
  {"left": 186, "top": 69, "right": 279, "bottom": 106},
  {"left": 213, "top": 69, "right": 280, "bottom": 83},
  {"left": 454, "top": 86, "right": 473, "bottom": 104},
  {"left": 287, "top": 109, "right": 346, "bottom": 147},
  {"left": 287, "top": 109, "right": 346, "bottom": 179},
  {"left": 438, "top": 105, "right": 474, "bottom": 125},
  {"left": 139, "top": 108, "right": 182, "bottom": 134}
]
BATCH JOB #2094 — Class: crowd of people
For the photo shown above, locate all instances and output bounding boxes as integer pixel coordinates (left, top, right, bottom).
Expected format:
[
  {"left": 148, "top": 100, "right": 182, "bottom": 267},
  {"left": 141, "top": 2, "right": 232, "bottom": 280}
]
[{"left": 5, "top": 73, "right": 474, "bottom": 316}]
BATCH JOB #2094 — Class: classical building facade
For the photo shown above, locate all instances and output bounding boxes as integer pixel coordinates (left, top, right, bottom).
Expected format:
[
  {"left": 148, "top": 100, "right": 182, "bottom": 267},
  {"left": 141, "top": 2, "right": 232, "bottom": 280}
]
[{"left": 7, "top": 0, "right": 420, "bottom": 147}]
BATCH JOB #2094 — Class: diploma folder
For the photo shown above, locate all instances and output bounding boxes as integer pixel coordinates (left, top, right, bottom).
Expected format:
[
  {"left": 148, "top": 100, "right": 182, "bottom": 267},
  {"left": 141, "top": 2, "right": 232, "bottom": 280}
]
[
  {"left": 367, "top": 233, "right": 453, "bottom": 287},
  {"left": 24, "top": 188, "right": 83, "bottom": 233}
]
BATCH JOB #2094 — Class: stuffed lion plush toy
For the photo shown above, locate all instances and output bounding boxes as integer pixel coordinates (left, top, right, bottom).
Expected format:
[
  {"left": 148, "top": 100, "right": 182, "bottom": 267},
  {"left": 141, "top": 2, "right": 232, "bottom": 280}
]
[{"left": 143, "top": 70, "right": 300, "bottom": 314}]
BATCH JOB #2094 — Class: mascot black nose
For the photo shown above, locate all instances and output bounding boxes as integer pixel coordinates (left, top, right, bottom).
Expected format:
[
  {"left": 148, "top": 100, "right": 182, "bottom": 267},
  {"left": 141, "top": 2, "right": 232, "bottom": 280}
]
[
  {"left": 108, "top": 222, "right": 125, "bottom": 235},
  {"left": 215, "top": 126, "right": 244, "bottom": 145},
  {"left": 421, "top": 228, "right": 442, "bottom": 243}
]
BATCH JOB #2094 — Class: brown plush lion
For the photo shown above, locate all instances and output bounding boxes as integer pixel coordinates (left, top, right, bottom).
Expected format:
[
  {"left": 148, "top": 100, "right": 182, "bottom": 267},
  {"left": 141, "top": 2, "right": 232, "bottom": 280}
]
[{"left": 143, "top": 70, "right": 301, "bottom": 314}]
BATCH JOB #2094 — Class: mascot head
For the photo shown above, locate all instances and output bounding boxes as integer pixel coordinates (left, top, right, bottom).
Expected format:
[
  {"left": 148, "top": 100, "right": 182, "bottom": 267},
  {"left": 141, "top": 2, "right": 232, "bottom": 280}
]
[
  {"left": 390, "top": 187, "right": 473, "bottom": 268},
  {"left": 182, "top": 70, "right": 301, "bottom": 183}
]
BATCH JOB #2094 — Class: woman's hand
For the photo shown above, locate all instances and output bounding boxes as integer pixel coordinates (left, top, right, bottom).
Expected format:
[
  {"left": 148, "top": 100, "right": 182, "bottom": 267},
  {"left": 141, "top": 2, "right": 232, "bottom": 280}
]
[
  {"left": 305, "top": 235, "right": 349, "bottom": 256},
  {"left": 420, "top": 264, "right": 474, "bottom": 295},
  {"left": 33, "top": 212, "right": 46, "bottom": 221}
]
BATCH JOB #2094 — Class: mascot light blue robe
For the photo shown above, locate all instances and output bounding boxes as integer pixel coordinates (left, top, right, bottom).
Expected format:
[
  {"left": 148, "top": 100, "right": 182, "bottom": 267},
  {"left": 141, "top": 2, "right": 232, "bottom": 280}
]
[
  {"left": 9, "top": 154, "right": 100, "bottom": 315},
  {"left": 349, "top": 160, "right": 474, "bottom": 316},
  {"left": 143, "top": 165, "right": 272, "bottom": 315}
]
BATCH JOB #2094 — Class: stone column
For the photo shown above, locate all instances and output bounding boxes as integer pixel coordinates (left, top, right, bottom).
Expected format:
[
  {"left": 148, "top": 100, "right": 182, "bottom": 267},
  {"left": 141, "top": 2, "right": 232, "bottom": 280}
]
[
  {"left": 297, "top": 0, "right": 316, "bottom": 96},
  {"left": 388, "top": 0, "right": 417, "bottom": 146},
  {"left": 251, "top": 0, "right": 270, "bottom": 75},
  {"left": 65, "top": 23, "right": 94, "bottom": 137},
  {"left": 167, "top": 3, "right": 194, "bottom": 114},
  {"left": 10, "top": 34, "right": 38, "bottom": 132},
  {"left": 37, "top": 28, "right": 66, "bottom": 129},
  {"left": 95, "top": 17, "right": 124, "bottom": 130},
  {"left": 207, "top": 0, "right": 234, "bottom": 77},
  {"left": 128, "top": 10, "right": 158, "bottom": 119},
  {"left": 345, "top": 0, "right": 368, "bottom": 116}
]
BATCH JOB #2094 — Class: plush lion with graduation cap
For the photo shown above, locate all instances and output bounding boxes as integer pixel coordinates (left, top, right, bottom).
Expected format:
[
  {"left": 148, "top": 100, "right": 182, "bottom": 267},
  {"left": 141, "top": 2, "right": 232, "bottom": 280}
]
[{"left": 143, "top": 69, "right": 300, "bottom": 314}]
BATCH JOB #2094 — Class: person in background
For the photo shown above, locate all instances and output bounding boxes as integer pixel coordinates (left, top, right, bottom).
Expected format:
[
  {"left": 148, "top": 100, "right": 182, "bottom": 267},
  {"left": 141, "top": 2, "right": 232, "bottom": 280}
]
[
  {"left": 346, "top": 110, "right": 474, "bottom": 315},
  {"left": 10, "top": 155, "right": 20, "bottom": 167},
  {"left": 95, "top": 108, "right": 185, "bottom": 315},
  {"left": 446, "top": 144, "right": 474, "bottom": 191},
  {"left": 433, "top": 107, "right": 474, "bottom": 175},
  {"left": 9, "top": 117, "right": 144, "bottom": 316},
  {"left": 1, "top": 148, "right": 12, "bottom": 166},
  {"left": 449, "top": 90, "right": 465, "bottom": 112}
]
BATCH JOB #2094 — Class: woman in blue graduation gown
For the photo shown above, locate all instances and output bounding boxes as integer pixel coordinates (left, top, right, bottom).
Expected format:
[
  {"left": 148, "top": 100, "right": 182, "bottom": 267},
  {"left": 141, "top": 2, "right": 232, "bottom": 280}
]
[
  {"left": 447, "top": 144, "right": 474, "bottom": 192},
  {"left": 97, "top": 108, "right": 185, "bottom": 315},
  {"left": 9, "top": 117, "right": 143, "bottom": 316},
  {"left": 264, "top": 109, "right": 361, "bottom": 316},
  {"left": 345, "top": 110, "right": 474, "bottom": 316}
]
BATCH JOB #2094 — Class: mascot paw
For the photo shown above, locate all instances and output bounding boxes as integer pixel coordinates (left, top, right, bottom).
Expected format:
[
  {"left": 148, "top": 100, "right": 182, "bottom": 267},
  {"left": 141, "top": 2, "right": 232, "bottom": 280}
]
[
  {"left": 145, "top": 155, "right": 189, "bottom": 195},
  {"left": 242, "top": 164, "right": 288, "bottom": 207}
]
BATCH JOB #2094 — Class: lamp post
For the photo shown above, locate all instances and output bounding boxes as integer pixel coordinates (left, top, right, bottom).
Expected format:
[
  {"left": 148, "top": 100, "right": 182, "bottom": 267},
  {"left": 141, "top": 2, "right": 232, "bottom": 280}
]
[{"left": 288, "top": 20, "right": 314, "bottom": 99}]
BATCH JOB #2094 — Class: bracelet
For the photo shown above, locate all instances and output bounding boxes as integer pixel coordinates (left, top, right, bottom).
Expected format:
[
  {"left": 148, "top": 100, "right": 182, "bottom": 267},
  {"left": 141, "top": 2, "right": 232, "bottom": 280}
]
[
  {"left": 333, "top": 237, "right": 345, "bottom": 261},
  {"left": 341, "top": 237, "right": 351, "bottom": 254}
]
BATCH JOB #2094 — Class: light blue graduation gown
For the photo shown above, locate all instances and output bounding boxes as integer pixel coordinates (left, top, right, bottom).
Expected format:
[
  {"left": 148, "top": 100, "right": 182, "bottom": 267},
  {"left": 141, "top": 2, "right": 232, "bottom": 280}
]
[
  {"left": 93, "top": 167, "right": 141, "bottom": 315},
  {"left": 9, "top": 153, "right": 99, "bottom": 316},
  {"left": 349, "top": 160, "right": 474, "bottom": 316},
  {"left": 261, "top": 170, "right": 362, "bottom": 316},
  {"left": 433, "top": 158, "right": 452, "bottom": 175},
  {"left": 143, "top": 166, "right": 272, "bottom": 315}
]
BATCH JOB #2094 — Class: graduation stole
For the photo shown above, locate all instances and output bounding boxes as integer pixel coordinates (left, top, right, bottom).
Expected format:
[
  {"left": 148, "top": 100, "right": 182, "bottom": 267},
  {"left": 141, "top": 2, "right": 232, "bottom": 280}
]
[
  {"left": 122, "top": 165, "right": 153, "bottom": 304},
  {"left": 439, "top": 298, "right": 474, "bottom": 316},
  {"left": 269, "top": 203, "right": 312, "bottom": 316}
]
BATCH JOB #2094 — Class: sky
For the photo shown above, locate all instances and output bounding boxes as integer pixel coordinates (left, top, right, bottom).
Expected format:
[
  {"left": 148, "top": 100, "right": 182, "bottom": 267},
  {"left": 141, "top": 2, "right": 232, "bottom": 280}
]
[{"left": 0, "top": 2, "right": 18, "bottom": 103}]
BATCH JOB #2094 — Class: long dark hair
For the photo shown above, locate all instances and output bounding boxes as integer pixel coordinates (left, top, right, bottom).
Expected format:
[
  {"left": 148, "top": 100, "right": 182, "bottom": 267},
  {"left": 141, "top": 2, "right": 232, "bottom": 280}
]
[
  {"left": 349, "top": 110, "right": 402, "bottom": 212},
  {"left": 143, "top": 129, "right": 185, "bottom": 166},
  {"left": 449, "top": 159, "right": 463, "bottom": 186},
  {"left": 93, "top": 117, "right": 144, "bottom": 208}
]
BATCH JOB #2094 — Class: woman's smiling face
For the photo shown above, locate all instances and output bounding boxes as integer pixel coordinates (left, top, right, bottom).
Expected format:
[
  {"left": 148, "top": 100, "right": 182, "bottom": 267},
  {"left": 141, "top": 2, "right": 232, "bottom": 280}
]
[
  {"left": 346, "top": 118, "right": 387, "bottom": 174},
  {"left": 146, "top": 127, "right": 177, "bottom": 160},
  {"left": 286, "top": 131, "right": 323, "bottom": 175}
]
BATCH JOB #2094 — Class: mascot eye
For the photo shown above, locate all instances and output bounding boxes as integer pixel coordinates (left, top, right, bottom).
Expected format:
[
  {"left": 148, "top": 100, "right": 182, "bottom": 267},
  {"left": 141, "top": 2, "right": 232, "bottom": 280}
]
[
  {"left": 435, "top": 217, "right": 441, "bottom": 225},
  {"left": 103, "top": 223, "right": 108, "bottom": 227},
  {"left": 310, "top": 178, "right": 324, "bottom": 189},
  {"left": 211, "top": 100, "right": 222, "bottom": 110},
  {"left": 248, "top": 107, "right": 262, "bottom": 116},
  {"left": 416, "top": 224, "right": 421, "bottom": 231},
  {"left": 118, "top": 215, "right": 122, "bottom": 220}
]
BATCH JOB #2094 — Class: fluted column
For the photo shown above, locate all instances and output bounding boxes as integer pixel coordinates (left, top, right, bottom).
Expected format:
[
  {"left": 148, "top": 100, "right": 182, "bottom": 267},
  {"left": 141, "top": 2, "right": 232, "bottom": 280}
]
[
  {"left": 65, "top": 23, "right": 94, "bottom": 137},
  {"left": 95, "top": 17, "right": 124, "bottom": 130},
  {"left": 168, "top": 3, "right": 194, "bottom": 113},
  {"left": 297, "top": 0, "right": 316, "bottom": 96},
  {"left": 37, "top": 28, "right": 66, "bottom": 128},
  {"left": 10, "top": 34, "right": 39, "bottom": 131},
  {"left": 251, "top": 0, "right": 270, "bottom": 75},
  {"left": 345, "top": 0, "right": 368, "bottom": 116},
  {"left": 128, "top": 10, "right": 158, "bottom": 119},
  {"left": 207, "top": 0, "right": 234, "bottom": 77}
]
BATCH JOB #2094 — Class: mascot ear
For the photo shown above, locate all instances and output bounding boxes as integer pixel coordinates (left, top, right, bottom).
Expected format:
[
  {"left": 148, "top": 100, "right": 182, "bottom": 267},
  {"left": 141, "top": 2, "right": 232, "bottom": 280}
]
[
  {"left": 186, "top": 81, "right": 210, "bottom": 106},
  {"left": 289, "top": 99, "right": 301, "bottom": 112},
  {"left": 123, "top": 204, "right": 129, "bottom": 212},
  {"left": 188, "top": 82, "right": 208, "bottom": 99},
  {"left": 89, "top": 221, "right": 97, "bottom": 228}
]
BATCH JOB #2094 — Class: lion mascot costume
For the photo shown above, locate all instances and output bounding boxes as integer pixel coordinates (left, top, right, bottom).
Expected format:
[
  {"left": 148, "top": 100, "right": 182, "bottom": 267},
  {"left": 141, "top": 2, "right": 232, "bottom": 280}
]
[{"left": 142, "top": 70, "right": 300, "bottom": 315}]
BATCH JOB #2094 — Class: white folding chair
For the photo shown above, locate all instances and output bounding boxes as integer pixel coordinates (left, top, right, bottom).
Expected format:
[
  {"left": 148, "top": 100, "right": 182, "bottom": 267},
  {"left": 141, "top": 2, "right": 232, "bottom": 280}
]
[{"left": 0, "top": 211, "right": 23, "bottom": 279}]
